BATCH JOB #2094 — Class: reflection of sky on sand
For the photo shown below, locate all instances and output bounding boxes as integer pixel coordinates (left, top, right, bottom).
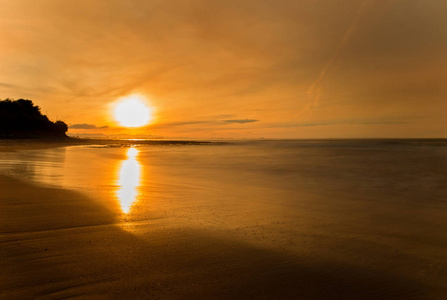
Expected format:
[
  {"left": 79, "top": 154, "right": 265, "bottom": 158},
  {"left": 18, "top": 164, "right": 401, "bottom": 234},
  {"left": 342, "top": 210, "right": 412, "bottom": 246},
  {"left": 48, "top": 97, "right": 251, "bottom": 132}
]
[
  {"left": 0, "top": 148, "right": 66, "bottom": 182},
  {"left": 0, "top": 145, "right": 144, "bottom": 216},
  {"left": 116, "top": 148, "right": 141, "bottom": 214}
]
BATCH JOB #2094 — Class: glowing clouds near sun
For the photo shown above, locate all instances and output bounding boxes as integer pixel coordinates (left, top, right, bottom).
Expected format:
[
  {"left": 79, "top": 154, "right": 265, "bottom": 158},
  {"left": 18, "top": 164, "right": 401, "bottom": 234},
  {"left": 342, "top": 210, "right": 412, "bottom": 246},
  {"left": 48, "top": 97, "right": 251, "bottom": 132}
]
[{"left": 114, "top": 95, "right": 152, "bottom": 127}]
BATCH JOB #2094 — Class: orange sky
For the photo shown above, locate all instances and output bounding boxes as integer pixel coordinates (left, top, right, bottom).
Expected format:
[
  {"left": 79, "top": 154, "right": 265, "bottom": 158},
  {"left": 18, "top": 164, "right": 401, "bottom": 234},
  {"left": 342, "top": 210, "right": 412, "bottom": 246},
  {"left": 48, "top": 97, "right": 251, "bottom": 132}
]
[{"left": 0, "top": 0, "right": 446, "bottom": 139}]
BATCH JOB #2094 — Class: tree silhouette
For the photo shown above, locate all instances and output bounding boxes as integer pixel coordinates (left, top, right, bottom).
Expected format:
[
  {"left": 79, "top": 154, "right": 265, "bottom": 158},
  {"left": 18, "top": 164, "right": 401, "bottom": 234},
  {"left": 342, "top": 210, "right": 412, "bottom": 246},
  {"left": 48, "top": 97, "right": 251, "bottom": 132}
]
[{"left": 0, "top": 98, "right": 68, "bottom": 138}]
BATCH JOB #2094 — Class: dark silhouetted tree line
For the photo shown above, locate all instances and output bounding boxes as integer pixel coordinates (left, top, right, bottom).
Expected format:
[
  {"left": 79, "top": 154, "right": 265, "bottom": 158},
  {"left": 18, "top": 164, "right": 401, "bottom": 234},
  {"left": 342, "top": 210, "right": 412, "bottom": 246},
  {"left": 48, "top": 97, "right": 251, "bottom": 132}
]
[{"left": 0, "top": 99, "right": 68, "bottom": 138}]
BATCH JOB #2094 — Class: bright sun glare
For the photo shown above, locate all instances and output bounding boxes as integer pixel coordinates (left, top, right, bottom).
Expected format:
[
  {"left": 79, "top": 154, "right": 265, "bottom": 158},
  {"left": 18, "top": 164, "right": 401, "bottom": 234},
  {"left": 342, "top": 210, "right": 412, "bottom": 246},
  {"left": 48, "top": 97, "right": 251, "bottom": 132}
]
[
  {"left": 117, "top": 147, "right": 140, "bottom": 214},
  {"left": 114, "top": 95, "right": 152, "bottom": 127}
]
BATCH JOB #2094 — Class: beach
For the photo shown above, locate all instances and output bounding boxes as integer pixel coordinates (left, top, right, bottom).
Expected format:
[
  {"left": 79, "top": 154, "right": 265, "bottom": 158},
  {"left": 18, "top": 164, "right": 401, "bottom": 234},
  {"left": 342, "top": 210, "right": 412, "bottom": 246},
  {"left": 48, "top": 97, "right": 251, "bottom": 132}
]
[{"left": 1, "top": 139, "right": 446, "bottom": 299}]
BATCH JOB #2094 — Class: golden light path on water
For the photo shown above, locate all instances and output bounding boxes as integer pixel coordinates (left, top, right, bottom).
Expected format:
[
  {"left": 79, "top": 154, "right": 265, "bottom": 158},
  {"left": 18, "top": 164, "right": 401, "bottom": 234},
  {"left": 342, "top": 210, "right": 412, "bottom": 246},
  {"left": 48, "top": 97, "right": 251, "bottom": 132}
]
[{"left": 117, "top": 147, "right": 141, "bottom": 214}]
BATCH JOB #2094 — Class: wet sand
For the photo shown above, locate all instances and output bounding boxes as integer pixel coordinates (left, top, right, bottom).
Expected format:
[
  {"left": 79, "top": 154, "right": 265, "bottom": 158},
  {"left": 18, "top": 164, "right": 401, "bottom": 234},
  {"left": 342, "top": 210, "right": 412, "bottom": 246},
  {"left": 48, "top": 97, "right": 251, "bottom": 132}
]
[{"left": 1, "top": 140, "right": 447, "bottom": 299}]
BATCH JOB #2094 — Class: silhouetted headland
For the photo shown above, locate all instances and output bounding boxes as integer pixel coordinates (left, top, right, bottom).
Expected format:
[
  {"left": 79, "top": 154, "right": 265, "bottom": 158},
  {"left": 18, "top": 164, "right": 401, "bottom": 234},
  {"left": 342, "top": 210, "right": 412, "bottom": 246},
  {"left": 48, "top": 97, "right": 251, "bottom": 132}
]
[{"left": 0, "top": 99, "right": 68, "bottom": 139}]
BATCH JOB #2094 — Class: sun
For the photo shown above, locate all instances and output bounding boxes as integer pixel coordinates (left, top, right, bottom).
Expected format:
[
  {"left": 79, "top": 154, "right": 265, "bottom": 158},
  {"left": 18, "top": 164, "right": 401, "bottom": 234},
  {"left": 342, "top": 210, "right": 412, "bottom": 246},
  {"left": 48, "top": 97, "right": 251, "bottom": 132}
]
[{"left": 114, "top": 95, "right": 152, "bottom": 127}]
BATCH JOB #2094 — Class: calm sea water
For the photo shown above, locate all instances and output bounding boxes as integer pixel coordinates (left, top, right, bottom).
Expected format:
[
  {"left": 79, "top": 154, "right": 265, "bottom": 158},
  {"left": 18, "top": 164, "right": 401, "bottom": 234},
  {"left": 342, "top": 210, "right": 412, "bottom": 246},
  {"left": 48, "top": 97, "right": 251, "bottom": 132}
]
[
  {"left": 1, "top": 139, "right": 446, "bottom": 234},
  {"left": 0, "top": 140, "right": 447, "bottom": 233},
  {"left": 1, "top": 139, "right": 446, "bottom": 208}
]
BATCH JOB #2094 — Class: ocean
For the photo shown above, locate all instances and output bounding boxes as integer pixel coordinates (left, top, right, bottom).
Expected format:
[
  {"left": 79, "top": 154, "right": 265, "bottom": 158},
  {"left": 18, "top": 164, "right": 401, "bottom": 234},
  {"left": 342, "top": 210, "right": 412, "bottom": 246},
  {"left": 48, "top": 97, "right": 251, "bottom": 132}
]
[{"left": 1, "top": 139, "right": 446, "bottom": 298}]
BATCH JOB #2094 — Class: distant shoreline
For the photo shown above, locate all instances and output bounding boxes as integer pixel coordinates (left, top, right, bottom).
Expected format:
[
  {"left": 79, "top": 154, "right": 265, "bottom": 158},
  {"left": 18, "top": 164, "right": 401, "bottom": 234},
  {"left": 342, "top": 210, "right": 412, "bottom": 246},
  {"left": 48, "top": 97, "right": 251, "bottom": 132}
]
[
  {"left": 1, "top": 137, "right": 446, "bottom": 152},
  {"left": 0, "top": 137, "right": 222, "bottom": 152}
]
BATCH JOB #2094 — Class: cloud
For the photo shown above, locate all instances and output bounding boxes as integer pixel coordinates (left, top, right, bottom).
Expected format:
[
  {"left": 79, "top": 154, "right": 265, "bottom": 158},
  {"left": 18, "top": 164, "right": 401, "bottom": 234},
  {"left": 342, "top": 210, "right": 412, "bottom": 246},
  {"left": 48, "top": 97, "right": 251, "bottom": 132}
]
[
  {"left": 307, "top": 0, "right": 374, "bottom": 108},
  {"left": 150, "top": 119, "right": 259, "bottom": 130},
  {"left": 1, "top": 0, "right": 446, "bottom": 138},
  {"left": 285, "top": 118, "right": 409, "bottom": 128},
  {"left": 166, "top": 121, "right": 210, "bottom": 126},
  {"left": 69, "top": 123, "right": 109, "bottom": 129},
  {"left": 224, "top": 119, "right": 259, "bottom": 124},
  {"left": 0, "top": 82, "right": 18, "bottom": 88},
  {"left": 149, "top": 121, "right": 213, "bottom": 130}
]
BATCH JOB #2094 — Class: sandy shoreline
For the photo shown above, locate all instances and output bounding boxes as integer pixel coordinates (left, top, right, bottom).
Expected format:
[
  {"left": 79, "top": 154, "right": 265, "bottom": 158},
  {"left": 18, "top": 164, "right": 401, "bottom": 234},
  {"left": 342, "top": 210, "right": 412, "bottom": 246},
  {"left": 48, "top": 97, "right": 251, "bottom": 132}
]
[
  {"left": 1, "top": 140, "right": 446, "bottom": 299},
  {"left": 1, "top": 175, "right": 436, "bottom": 299}
]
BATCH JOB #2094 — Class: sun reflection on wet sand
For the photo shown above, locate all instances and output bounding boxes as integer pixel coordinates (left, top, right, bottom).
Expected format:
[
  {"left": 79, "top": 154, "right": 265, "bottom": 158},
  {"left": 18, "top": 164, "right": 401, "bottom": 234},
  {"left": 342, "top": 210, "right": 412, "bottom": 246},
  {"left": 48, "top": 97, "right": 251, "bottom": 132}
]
[{"left": 117, "top": 147, "right": 141, "bottom": 214}]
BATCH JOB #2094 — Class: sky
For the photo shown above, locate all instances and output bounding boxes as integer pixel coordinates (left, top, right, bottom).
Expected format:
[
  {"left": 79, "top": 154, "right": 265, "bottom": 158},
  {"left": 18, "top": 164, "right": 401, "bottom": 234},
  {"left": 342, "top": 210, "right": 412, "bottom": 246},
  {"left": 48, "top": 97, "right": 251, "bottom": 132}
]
[{"left": 1, "top": 0, "right": 446, "bottom": 139}]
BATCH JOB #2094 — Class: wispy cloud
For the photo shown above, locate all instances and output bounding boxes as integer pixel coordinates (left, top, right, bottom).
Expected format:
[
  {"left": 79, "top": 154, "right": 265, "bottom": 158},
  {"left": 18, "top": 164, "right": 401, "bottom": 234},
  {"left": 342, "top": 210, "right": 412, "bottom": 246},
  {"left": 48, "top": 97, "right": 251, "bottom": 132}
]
[
  {"left": 0, "top": 82, "right": 18, "bottom": 89},
  {"left": 224, "top": 119, "right": 259, "bottom": 124},
  {"left": 288, "top": 118, "right": 409, "bottom": 128},
  {"left": 307, "top": 0, "right": 374, "bottom": 108},
  {"left": 153, "top": 119, "right": 259, "bottom": 128},
  {"left": 69, "top": 123, "right": 109, "bottom": 129}
]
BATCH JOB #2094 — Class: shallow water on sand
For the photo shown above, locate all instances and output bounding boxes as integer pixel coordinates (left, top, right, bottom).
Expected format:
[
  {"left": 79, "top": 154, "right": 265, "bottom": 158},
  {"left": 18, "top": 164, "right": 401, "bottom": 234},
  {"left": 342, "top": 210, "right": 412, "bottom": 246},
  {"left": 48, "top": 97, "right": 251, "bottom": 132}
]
[
  {"left": 1, "top": 139, "right": 447, "bottom": 298},
  {"left": 1, "top": 140, "right": 446, "bottom": 217}
]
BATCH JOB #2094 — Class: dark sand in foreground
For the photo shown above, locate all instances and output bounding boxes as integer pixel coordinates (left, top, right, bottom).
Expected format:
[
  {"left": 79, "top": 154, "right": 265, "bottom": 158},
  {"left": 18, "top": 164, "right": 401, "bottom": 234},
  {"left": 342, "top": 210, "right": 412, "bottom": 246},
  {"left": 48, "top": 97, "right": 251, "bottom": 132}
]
[{"left": 1, "top": 140, "right": 446, "bottom": 299}]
